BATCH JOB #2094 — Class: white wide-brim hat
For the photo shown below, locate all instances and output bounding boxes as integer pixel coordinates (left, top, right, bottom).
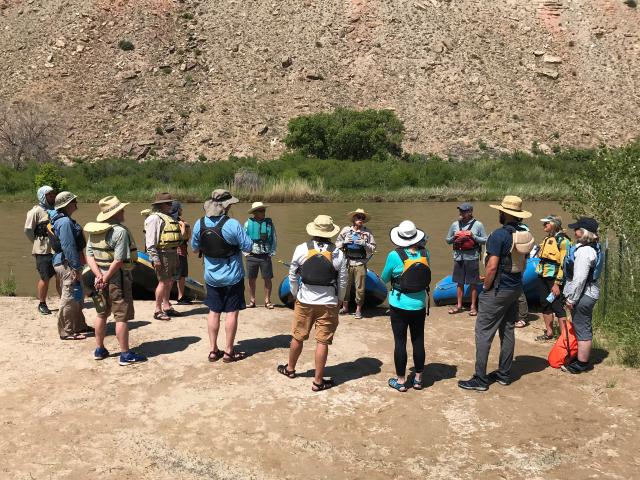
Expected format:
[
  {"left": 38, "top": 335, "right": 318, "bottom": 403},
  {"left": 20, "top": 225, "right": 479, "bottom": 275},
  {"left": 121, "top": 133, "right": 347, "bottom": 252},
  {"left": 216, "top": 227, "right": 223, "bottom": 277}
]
[{"left": 389, "top": 220, "right": 426, "bottom": 247}]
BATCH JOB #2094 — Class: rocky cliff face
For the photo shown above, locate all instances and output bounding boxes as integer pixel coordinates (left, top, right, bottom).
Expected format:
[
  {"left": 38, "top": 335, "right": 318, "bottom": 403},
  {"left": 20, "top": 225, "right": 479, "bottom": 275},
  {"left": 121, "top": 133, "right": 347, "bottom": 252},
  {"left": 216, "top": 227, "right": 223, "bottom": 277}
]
[{"left": 1, "top": 0, "right": 638, "bottom": 161}]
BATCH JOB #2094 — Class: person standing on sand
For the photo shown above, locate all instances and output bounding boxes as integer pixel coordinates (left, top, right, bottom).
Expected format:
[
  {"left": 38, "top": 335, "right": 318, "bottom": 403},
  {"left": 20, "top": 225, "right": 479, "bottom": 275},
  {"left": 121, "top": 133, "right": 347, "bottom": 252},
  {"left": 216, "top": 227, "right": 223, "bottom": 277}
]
[
  {"left": 335, "top": 208, "right": 376, "bottom": 319},
  {"left": 170, "top": 200, "right": 192, "bottom": 305},
  {"left": 85, "top": 196, "right": 147, "bottom": 365},
  {"left": 50, "top": 191, "right": 91, "bottom": 340},
  {"left": 445, "top": 202, "right": 487, "bottom": 317},
  {"left": 191, "top": 189, "right": 253, "bottom": 363},
  {"left": 24, "top": 185, "right": 61, "bottom": 315},
  {"left": 277, "top": 215, "right": 347, "bottom": 392},
  {"left": 145, "top": 193, "right": 183, "bottom": 321},
  {"left": 458, "top": 196, "right": 534, "bottom": 392},
  {"left": 244, "top": 201, "right": 277, "bottom": 309}
]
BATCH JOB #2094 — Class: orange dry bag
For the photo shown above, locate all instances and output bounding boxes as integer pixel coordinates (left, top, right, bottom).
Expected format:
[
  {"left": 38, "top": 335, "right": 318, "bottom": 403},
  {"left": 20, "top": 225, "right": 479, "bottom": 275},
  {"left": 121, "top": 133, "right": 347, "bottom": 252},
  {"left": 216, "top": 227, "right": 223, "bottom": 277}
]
[{"left": 548, "top": 318, "right": 578, "bottom": 368}]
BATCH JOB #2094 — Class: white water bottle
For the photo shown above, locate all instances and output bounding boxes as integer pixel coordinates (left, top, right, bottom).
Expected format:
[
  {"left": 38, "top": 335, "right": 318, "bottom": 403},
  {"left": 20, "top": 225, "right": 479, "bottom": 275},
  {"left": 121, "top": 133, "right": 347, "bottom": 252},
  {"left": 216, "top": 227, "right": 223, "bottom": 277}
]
[{"left": 546, "top": 292, "right": 556, "bottom": 303}]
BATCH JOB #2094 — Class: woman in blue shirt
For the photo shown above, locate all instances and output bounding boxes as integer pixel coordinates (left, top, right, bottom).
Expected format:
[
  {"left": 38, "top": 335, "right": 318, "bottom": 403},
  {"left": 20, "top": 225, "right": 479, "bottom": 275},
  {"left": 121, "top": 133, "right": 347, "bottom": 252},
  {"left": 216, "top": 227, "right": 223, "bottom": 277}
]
[{"left": 381, "top": 220, "right": 430, "bottom": 392}]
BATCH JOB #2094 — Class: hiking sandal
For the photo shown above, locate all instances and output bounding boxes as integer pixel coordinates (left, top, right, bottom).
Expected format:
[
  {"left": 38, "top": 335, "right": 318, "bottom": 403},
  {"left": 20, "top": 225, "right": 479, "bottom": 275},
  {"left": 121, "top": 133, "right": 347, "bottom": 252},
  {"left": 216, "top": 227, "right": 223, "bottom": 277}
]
[
  {"left": 312, "top": 379, "right": 335, "bottom": 392},
  {"left": 153, "top": 311, "right": 171, "bottom": 321},
  {"left": 535, "top": 332, "right": 554, "bottom": 342},
  {"left": 223, "top": 350, "right": 247, "bottom": 363},
  {"left": 208, "top": 350, "right": 224, "bottom": 362},
  {"left": 265, "top": 302, "right": 275, "bottom": 310},
  {"left": 411, "top": 376, "right": 424, "bottom": 390},
  {"left": 247, "top": 301, "right": 256, "bottom": 308},
  {"left": 388, "top": 378, "right": 407, "bottom": 392},
  {"left": 277, "top": 364, "right": 296, "bottom": 378},
  {"left": 448, "top": 306, "right": 464, "bottom": 314}
]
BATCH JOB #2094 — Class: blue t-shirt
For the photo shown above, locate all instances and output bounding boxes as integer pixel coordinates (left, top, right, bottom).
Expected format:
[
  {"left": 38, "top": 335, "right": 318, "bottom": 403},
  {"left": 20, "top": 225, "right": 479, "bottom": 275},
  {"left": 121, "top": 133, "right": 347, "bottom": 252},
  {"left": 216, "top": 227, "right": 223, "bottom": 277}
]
[
  {"left": 486, "top": 223, "right": 522, "bottom": 290},
  {"left": 191, "top": 216, "right": 253, "bottom": 287}
]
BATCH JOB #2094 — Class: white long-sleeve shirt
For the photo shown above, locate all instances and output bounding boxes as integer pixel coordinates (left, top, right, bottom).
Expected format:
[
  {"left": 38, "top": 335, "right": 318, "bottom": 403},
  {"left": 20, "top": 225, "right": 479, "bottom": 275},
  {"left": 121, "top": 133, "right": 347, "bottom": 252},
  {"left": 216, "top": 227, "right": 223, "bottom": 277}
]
[
  {"left": 289, "top": 239, "right": 348, "bottom": 305},
  {"left": 563, "top": 244, "right": 600, "bottom": 304}
]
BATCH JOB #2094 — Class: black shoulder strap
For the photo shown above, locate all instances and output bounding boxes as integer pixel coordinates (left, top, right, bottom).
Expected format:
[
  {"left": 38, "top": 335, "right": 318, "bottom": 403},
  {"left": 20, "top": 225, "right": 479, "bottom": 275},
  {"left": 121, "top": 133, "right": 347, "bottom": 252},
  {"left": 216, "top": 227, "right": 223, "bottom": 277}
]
[
  {"left": 199, "top": 217, "right": 206, "bottom": 235},
  {"left": 458, "top": 219, "right": 476, "bottom": 231},
  {"left": 395, "top": 247, "right": 408, "bottom": 262},
  {"left": 306, "top": 239, "right": 315, "bottom": 251},
  {"left": 327, "top": 243, "right": 336, "bottom": 253},
  {"left": 419, "top": 248, "right": 427, "bottom": 258},
  {"left": 214, "top": 215, "right": 229, "bottom": 232}
]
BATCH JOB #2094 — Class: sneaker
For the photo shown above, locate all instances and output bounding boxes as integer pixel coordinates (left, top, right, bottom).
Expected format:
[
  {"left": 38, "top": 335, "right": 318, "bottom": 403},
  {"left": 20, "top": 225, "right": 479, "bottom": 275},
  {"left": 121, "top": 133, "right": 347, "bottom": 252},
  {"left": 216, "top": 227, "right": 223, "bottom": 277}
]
[
  {"left": 457, "top": 376, "right": 489, "bottom": 392},
  {"left": 561, "top": 360, "right": 589, "bottom": 374},
  {"left": 119, "top": 351, "right": 148, "bottom": 366},
  {"left": 38, "top": 303, "right": 52, "bottom": 315},
  {"left": 94, "top": 347, "right": 110, "bottom": 360},
  {"left": 176, "top": 297, "right": 192, "bottom": 305},
  {"left": 488, "top": 371, "right": 512, "bottom": 386},
  {"left": 354, "top": 311, "right": 363, "bottom": 319}
]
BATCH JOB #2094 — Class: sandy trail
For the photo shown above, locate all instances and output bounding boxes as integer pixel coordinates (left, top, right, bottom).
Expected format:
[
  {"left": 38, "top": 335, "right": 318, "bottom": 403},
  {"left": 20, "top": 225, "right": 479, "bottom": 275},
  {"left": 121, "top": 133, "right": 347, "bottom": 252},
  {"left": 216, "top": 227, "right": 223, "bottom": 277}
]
[{"left": 1, "top": 297, "right": 639, "bottom": 480}]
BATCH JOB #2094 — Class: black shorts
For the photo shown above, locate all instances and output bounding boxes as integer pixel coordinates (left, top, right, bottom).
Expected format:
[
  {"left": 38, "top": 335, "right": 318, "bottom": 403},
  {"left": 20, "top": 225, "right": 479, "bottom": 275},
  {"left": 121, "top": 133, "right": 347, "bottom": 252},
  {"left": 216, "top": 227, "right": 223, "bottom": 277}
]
[
  {"left": 537, "top": 277, "right": 566, "bottom": 318},
  {"left": 204, "top": 280, "right": 246, "bottom": 313},
  {"left": 35, "top": 254, "right": 55, "bottom": 280},
  {"left": 178, "top": 255, "right": 189, "bottom": 278},
  {"left": 245, "top": 254, "right": 274, "bottom": 280},
  {"left": 452, "top": 259, "right": 481, "bottom": 285}
]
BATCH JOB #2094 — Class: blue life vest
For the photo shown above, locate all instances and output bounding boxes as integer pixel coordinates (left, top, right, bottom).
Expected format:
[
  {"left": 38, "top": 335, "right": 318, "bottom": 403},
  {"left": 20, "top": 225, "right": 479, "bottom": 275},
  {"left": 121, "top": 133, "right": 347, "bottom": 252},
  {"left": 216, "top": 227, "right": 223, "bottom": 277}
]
[
  {"left": 246, "top": 218, "right": 273, "bottom": 245},
  {"left": 344, "top": 231, "right": 367, "bottom": 260},
  {"left": 563, "top": 242, "right": 603, "bottom": 282}
]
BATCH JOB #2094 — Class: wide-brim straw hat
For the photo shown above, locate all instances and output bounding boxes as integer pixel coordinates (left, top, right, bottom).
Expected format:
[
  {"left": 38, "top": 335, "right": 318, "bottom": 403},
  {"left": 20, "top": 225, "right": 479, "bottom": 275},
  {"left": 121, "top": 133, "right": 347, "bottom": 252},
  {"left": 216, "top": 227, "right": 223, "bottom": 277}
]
[
  {"left": 390, "top": 220, "right": 426, "bottom": 247},
  {"left": 347, "top": 208, "right": 371, "bottom": 223},
  {"left": 306, "top": 214, "right": 340, "bottom": 238},
  {"left": 248, "top": 201, "right": 270, "bottom": 214},
  {"left": 54, "top": 191, "right": 77, "bottom": 210},
  {"left": 204, "top": 189, "right": 239, "bottom": 217},
  {"left": 97, "top": 195, "right": 129, "bottom": 222},
  {"left": 489, "top": 195, "right": 532, "bottom": 219},
  {"left": 152, "top": 192, "right": 173, "bottom": 205}
]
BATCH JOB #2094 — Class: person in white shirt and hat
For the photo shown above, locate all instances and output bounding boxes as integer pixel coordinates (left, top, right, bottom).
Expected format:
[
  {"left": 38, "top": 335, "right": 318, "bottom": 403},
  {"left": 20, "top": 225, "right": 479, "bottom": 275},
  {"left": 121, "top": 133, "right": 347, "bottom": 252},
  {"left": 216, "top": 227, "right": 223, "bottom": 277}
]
[
  {"left": 277, "top": 215, "right": 347, "bottom": 392},
  {"left": 243, "top": 201, "right": 277, "bottom": 309}
]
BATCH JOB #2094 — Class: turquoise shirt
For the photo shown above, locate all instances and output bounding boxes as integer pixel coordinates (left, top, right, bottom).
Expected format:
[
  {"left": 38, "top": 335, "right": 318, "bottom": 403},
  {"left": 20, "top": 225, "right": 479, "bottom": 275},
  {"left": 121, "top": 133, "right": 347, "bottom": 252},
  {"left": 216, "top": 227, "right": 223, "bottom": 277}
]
[{"left": 381, "top": 248, "right": 430, "bottom": 310}]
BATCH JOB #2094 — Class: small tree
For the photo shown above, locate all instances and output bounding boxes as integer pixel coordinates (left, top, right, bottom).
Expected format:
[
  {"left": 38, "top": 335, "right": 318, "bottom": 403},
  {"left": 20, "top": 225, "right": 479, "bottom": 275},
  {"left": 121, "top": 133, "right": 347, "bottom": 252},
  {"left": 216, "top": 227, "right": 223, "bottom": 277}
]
[
  {"left": 0, "top": 102, "right": 56, "bottom": 169},
  {"left": 284, "top": 108, "right": 405, "bottom": 160},
  {"left": 35, "top": 162, "right": 67, "bottom": 191}
]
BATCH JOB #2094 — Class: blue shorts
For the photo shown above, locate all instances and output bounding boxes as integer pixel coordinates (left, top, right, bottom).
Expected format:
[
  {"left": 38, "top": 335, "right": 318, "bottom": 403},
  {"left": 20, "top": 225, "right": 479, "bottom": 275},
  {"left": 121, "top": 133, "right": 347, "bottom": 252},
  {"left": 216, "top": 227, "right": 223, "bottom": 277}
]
[{"left": 204, "top": 280, "right": 246, "bottom": 313}]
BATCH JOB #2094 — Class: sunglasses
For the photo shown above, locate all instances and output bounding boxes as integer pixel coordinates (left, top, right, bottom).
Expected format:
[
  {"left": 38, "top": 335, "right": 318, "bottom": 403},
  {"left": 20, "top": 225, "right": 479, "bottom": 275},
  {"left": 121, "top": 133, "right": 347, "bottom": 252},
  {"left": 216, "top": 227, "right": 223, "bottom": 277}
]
[{"left": 354, "top": 214, "right": 366, "bottom": 220}]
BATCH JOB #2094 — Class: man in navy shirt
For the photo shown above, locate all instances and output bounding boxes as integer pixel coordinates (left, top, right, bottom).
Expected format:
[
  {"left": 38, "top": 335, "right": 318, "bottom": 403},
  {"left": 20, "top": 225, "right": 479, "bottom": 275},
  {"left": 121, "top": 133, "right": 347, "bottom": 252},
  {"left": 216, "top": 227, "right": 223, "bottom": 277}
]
[{"left": 458, "top": 196, "right": 534, "bottom": 391}]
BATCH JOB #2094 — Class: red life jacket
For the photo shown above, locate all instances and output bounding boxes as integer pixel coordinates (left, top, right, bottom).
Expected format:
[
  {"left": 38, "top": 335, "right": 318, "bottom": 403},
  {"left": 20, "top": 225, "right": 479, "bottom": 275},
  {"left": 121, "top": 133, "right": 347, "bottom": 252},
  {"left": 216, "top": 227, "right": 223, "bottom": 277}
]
[{"left": 453, "top": 219, "right": 478, "bottom": 251}]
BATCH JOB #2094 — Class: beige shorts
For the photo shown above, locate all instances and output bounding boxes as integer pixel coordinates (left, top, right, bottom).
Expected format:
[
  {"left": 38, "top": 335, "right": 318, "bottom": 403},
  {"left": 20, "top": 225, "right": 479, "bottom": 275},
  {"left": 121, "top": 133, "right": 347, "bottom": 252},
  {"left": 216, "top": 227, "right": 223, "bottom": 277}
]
[
  {"left": 156, "top": 250, "right": 178, "bottom": 281},
  {"left": 102, "top": 271, "right": 135, "bottom": 322},
  {"left": 292, "top": 300, "right": 339, "bottom": 345}
]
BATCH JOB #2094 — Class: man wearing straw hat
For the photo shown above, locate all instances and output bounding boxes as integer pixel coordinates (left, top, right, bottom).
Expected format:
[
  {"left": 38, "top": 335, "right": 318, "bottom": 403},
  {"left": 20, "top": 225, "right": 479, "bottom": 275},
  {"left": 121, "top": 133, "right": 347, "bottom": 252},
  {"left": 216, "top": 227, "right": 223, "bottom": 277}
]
[
  {"left": 277, "top": 215, "right": 347, "bottom": 392},
  {"left": 85, "top": 196, "right": 147, "bottom": 365},
  {"left": 145, "top": 192, "right": 183, "bottom": 321},
  {"left": 244, "top": 201, "right": 277, "bottom": 309},
  {"left": 458, "top": 195, "right": 534, "bottom": 392},
  {"left": 336, "top": 208, "right": 376, "bottom": 319},
  {"left": 191, "top": 189, "right": 253, "bottom": 363}
]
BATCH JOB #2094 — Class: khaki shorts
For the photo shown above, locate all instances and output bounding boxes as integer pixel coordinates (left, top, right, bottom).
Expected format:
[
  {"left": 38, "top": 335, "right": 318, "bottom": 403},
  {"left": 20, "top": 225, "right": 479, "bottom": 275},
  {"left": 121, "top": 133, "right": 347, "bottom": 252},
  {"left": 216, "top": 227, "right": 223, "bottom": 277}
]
[
  {"left": 156, "top": 250, "right": 178, "bottom": 281},
  {"left": 292, "top": 300, "right": 339, "bottom": 345},
  {"left": 102, "top": 270, "right": 135, "bottom": 322}
]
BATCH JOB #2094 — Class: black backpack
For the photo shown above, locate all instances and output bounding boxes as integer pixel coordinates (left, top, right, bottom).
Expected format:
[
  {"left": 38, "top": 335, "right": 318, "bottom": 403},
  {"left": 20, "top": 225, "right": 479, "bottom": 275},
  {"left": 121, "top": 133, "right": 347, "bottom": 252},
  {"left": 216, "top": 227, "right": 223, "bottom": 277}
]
[
  {"left": 198, "top": 216, "right": 239, "bottom": 258},
  {"left": 392, "top": 248, "right": 431, "bottom": 293},
  {"left": 300, "top": 240, "right": 338, "bottom": 287}
]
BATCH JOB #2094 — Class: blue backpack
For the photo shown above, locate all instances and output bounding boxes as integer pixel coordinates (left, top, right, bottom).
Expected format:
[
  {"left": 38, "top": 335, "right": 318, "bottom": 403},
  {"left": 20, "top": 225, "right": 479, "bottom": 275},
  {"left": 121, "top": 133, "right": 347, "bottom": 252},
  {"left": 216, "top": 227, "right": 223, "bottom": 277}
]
[{"left": 563, "top": 242, "right": 603, "bottom": 282}]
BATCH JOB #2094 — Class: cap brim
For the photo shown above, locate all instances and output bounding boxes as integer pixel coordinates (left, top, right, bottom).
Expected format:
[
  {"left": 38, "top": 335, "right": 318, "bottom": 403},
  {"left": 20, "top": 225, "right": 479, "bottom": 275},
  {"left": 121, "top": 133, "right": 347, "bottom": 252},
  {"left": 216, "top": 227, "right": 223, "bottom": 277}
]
[{"left": 567, "top": 222, "right": 580, "bottom": 229}]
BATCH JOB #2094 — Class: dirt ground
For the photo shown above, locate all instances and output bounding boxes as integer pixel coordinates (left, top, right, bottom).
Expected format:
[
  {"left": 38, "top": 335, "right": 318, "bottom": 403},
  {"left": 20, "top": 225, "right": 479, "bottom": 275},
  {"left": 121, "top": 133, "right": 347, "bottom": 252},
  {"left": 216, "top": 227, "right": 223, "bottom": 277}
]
[{"left": 1, "top": 296, "right": 639, "bottom": 480}]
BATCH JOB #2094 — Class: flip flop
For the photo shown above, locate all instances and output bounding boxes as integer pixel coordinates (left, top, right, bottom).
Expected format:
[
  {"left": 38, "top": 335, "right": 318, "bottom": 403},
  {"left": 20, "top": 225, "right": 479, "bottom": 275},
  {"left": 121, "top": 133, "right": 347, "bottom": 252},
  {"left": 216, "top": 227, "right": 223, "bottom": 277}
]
[
  {"left": 448, "top": 306, "right": 464, "bottom": 314},
  {"left": 60, "top": 333, "right": 87, "bottom": 340},
  {"left": 469, "top": 310, "right": 478, "bottom": 317},
  {"left": 312, "top": 379, "right": 335, "bottom": 392},
  {"left": 265, "top": 302, "right": 275, "bottom": 310}
]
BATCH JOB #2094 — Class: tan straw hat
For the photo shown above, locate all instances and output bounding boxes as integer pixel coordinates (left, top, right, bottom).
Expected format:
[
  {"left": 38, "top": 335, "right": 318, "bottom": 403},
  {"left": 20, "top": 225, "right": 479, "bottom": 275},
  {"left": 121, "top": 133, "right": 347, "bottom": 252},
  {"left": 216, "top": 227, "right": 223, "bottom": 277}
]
[
  {"left": 347, "top": 208, "right": 371, "bottom": 223},
  {"left": 248, "top": 201, "right": 270, "bottom": 214},
  {"left": 151, "top": 192, "right": 173, "bottom": 205},
  {"left": 203, "top": 189, "right": 239, "bottom": 216},
  {"left": 96, "top": 196, "right": 129, "bottom": 222},
  {"left": 489, "top": 195, "right": 532, "bottom": 219},
  {"left": 54, "top": 191, "right": 77, "bottom": 210},
  {"left": 306, "top": 215, "right": 340, "bottom": 238}
]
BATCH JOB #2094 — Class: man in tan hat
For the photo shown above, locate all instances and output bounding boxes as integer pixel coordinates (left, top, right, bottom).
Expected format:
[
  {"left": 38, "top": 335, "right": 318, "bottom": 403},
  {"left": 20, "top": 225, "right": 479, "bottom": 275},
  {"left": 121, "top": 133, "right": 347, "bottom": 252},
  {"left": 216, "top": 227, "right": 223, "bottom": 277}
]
[
  {"left": 458, "top": 195, "right": 534, "bottom": 392},
  {"left": 145, "top": 192, "right": 183, "bottom": 321},
  {"left": 192, "top": 189, "right": 254, "bottom": 363},
  {"left": 335, "top": 208, "right": 376, "bottom": 319},
  {"left": 85, "top": 196, "right": 147, "bottom": 365},
  {"left": 277, "top": 215, "right": 347, "bottom": 392},
  {"left": 243, "top": 201, "right": 277, "bottom": 308}
]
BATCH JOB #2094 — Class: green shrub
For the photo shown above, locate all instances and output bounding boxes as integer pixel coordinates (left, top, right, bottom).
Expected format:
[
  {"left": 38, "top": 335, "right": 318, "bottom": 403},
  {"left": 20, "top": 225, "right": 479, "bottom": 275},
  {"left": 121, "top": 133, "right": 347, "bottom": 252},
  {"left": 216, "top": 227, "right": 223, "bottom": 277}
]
[
  {"left": 34, "top": 162, "right": 67, "bottom": 191},
  {"left": 118, "top": 40, "right": 135, "bottom": 51},
  {"left": 284, "top": 108, "right": 404, "bottom": 160},
  {"left": 0, "top": 269, "right": 16, "bottom": 297}
]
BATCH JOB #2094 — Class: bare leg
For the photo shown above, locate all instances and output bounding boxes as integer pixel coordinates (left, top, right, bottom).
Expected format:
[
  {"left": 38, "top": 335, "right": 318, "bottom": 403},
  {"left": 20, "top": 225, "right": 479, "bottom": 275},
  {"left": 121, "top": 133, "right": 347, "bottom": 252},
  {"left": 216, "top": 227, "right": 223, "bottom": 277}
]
[
  {"left": 154, "top": 280, "right": 164, "bottom": 312},
  {"left": 314, "top": 343, "right": 329, "bottom": 385},
  {"left": 470, "top": 284, "right": 478, "bottom": 312},
  {"left": 177, "top": 277, "right": 186, "bottom": 299},
  {"left": 162, "top": 280, "right": 173, "bottom": 310},
  {"left": 115, "top": 322, "right": 130, "bottom": 352},
  {"left": 207, "top": 311, "right": 221, "bottom": 352},
  {"left": 288, "top": 338, "right": 304, "bottom": 370},
  {"left": 248, "top": 278, "right": 257, "bottom": 304},
  {"left": 224, "top": 310, "right": 239, "bottom": 353},
  {"left": 95, "top": 316, "right": 107, "bottom": 348},
  {"left": 264, "top": 278, "right": 272, "bottom": 305},
  {"left": 577, "top": 340, "right": 592, "bottom": 363},
  {"left": 37, "top": 278, "right": 49, "bottom": 303},
  {"left": 542, "top": 313, "right": 554, "bottom": 336},
  {"left": 456, "top": 284, "right": 464, "bottom": 309}
]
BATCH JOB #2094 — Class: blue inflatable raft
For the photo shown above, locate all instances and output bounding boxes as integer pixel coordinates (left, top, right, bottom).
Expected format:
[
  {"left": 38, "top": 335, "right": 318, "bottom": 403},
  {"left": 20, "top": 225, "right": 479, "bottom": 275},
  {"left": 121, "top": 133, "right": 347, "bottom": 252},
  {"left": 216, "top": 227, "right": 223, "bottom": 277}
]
[
  {"left": 432, "top": 257, "right": 540, "bottom": 306},
  {"left": 278, "top": 270, "right": 388, "bottom": 308}
]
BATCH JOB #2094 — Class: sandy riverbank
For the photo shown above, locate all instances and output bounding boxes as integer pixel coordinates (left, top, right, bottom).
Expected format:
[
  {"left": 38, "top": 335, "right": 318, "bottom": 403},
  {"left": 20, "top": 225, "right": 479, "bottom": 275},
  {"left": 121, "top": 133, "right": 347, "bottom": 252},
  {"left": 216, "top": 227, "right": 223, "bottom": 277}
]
[{"left": 1, "top": 296, "right": 639, "bottom": 480}]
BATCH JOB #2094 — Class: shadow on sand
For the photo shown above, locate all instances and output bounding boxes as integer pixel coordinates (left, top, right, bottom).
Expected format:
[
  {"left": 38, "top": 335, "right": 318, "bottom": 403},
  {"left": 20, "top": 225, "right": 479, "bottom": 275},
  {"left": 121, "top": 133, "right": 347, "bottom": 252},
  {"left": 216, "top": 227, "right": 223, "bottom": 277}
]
[
  {"left": 105, "top": 320, "right": 151, "bottom": 335},
  {"left": 136, "top": 336, "right": 201, "bottom": 358},
  {"left": 298, "top": 356, "right": 383, "bottom": 386},
  {"left": 409, "top": 363, "right": 458, "bottom": 388},
  {"left": 510, "top": 355, "right": 549, "bottom": 381},
  {"left": 237, "top": 334, "right": 291, "bottom": 358}
]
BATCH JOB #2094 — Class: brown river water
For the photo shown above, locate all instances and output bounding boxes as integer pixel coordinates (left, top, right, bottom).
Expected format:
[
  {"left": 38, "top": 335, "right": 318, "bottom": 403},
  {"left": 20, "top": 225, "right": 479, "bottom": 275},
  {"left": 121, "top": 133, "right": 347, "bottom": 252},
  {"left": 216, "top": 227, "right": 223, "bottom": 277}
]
[{"left": 2, "top": 201, "right": 566, "bottom": 297}]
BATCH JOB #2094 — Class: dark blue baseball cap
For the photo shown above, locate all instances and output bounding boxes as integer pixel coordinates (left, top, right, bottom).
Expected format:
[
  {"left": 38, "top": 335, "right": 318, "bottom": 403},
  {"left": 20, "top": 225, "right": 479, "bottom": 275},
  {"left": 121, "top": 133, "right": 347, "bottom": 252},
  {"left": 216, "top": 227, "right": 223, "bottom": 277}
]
[
  {"left": 568, "top": 217, "right": 598, "bottom": 233},
  {"left": 457, "top": 202, "right": 473, "bottom": 212}
]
